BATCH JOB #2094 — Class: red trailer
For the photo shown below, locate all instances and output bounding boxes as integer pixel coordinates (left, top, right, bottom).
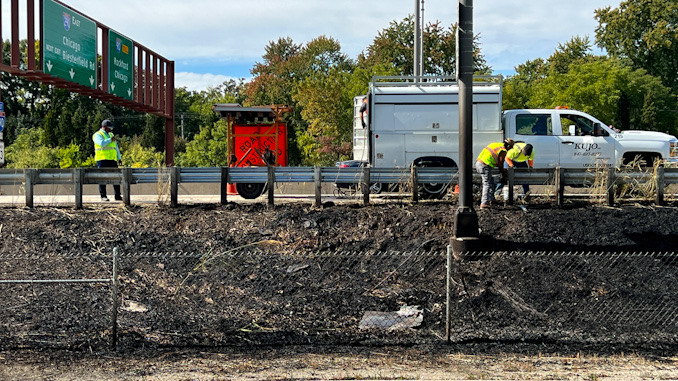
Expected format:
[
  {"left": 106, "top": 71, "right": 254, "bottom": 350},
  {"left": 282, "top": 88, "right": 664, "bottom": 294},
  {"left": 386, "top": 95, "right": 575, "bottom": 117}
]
[{"left": 213, "top": 104, "right": 292, "bottom": 199}]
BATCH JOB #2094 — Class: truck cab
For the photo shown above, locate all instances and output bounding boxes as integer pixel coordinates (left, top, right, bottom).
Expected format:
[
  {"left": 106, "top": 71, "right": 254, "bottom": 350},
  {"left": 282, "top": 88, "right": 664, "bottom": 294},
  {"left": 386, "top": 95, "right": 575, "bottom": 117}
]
[{"left": 503, "top": 108, "right": 678, "bottom": 168}]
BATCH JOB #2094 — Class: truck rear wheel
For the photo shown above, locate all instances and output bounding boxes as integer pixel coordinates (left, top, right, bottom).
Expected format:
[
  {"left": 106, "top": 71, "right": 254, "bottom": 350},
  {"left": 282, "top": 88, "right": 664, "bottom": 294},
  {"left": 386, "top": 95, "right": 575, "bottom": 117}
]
[
  {"left": 420, "top": 183, "right": 449, "bottom": 199},
  {"left": 413, "top": 157, "right": 456, "bottom": 200},
  {"left": 369, "top": 183, "right": 384, "bottom": 194},
  {"left": 236, "top": 183, "right": 266, "bottom": 199}
]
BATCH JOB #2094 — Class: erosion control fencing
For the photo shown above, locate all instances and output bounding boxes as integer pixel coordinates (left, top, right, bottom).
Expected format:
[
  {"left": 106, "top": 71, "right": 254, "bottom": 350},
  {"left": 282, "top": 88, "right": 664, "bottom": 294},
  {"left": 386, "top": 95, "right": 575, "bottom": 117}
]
[
  {"left": 0, "top": 249, "right": 676, "bottom": 350},
  {"left": 0, "top": 249, "right": 120, "bottom": 350}
]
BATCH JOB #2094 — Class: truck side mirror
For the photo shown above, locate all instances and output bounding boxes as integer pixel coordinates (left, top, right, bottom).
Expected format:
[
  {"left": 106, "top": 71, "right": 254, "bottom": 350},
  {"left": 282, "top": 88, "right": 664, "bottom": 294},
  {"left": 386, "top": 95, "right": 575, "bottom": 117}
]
[
  {"left": 569, "top": 125, "right": 576, "bottom": 136},
  {"left": 593, "top": 123, "right": 608, "bottom": 137}
]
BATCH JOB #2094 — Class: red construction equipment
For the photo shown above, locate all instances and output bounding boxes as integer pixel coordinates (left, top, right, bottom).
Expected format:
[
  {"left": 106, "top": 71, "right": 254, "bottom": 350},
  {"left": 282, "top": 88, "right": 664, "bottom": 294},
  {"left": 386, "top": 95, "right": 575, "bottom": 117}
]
[{"left": 213, "top": 104, "right": 291, "bottom": 199}]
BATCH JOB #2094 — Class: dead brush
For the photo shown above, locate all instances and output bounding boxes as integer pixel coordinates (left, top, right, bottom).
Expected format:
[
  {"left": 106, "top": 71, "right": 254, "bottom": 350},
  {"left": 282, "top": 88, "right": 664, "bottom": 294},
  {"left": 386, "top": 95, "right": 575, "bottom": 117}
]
[
  {"left": 586, "top": 161, "right": 612, "bottom": 205},
  {"left": 614, "top": 157, "right": 661, "bottom": 201},
  {"left": 156, "top": 167, "right": 171, "bottom": 205}
]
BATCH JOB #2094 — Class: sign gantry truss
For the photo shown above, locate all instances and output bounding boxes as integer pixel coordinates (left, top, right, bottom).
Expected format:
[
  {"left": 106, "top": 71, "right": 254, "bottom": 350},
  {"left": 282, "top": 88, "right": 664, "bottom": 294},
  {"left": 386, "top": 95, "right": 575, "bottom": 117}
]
[{"left": 0, "top": 0, "right": 176, "bottom": 165}]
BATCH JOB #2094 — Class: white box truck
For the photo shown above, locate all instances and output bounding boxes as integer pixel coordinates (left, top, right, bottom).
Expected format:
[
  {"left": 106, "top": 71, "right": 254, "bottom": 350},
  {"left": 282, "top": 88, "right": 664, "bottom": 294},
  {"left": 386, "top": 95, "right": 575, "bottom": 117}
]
[{"left": 343, "top": 76, "right": 678, "bottom": 198}]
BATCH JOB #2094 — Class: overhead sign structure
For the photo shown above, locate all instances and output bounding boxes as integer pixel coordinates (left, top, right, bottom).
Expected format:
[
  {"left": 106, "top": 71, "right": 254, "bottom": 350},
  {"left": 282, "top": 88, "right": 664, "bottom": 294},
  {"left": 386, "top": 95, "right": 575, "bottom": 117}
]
[
  {"left": 42, "top": 0, "right": 97, "bottom": 88},
  {"left": 108, "top": 30, "right": 134, "bottom": 100}
]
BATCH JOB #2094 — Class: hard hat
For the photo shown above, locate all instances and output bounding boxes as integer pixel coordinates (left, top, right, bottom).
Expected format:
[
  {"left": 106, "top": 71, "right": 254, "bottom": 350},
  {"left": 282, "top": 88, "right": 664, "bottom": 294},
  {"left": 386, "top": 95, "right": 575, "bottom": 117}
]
[{"left": 101, "top": 119, "right": 114, "bottom": 128}]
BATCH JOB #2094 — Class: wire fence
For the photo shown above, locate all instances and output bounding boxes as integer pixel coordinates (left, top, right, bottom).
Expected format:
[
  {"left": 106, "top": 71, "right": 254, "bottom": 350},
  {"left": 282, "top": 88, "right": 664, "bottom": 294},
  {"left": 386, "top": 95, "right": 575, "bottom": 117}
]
[{"left": 0, "top": 249, "right": 676, "bottom": 350}]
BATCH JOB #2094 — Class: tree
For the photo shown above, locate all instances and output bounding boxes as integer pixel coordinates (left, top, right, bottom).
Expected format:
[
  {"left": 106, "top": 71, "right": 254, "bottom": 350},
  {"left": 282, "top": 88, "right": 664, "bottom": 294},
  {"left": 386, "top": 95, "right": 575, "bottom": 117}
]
[
  {"left": 5, "top": 128, "right": 59, "bottom": 168},
  {"left": 548, "top": 36, "right": 594, "bottom": 74},
  {"left": 293, "top": 68, "right": 353, "bottom": 165},
  {"left": 503, "top": 37, "right": 594, "bottom": 110},
  {"left": 525, "top": 58, "right": 675, "bottom": 133},
  {"left": 595, "top": 0, "right": 678, "bottom": 93},
  {"left": 177, "top": 119, "right": 230, "bottom": 167},
  {"left": 245, "top": 36, "right": 357, "bottom": 165},
  {"left": 360, "top": 16, "right": 489, "bottom": 76}
]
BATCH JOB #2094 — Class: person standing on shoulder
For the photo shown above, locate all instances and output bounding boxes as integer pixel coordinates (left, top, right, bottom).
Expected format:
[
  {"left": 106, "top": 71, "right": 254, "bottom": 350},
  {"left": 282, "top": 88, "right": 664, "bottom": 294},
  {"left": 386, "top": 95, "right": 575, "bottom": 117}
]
[
  {"left": 476, "top": 139, "right": 514, "bottom": 209},
  {"left": 93, "top": 119, "right": 122, "bottom": 201}
]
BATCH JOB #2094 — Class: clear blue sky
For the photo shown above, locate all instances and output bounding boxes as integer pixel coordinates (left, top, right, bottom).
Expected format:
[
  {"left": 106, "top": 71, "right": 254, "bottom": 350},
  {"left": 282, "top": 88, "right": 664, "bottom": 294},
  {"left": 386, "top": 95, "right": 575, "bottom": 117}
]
[{"left": 5, "top": 0, "right": 621, "bottom": 91}]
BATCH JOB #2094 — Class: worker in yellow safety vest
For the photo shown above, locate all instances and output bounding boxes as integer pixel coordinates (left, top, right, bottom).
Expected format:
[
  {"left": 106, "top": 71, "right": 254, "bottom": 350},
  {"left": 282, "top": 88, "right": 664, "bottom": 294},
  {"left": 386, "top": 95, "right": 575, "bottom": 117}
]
[
  {"left": 496, "top": 142, "right": 535, "bottom": 198},
  {"left": 475, "top": 139, "right": 514, "bottom": 209},
  {"left": 92, "top": 119, "right": 122, "bottom": 202}
]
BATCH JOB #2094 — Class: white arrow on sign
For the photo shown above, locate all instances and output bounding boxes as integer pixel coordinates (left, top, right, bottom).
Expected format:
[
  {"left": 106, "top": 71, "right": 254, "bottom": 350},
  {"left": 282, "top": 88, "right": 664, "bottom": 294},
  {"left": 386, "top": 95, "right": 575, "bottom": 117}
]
[
  {"left": 90, "top": 76, "right": 95, "bottom": 86},
  {"left": 111, "top": 83, "right": 116, "bottom": 91},
  {"left": 46, "top": 61, "right": 53, "bottom": 72},
  {"left": 127, "top": 88, "right": 132, "bottom": 97},
  {"left": 69, "top": 68, "right": 75, "bottom": 79}
]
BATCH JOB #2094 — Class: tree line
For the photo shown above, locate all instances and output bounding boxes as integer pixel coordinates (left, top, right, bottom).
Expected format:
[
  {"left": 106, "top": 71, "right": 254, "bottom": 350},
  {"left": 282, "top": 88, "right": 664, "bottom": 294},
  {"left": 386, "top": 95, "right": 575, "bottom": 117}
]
[{"left": 2, "top": 0, "right": 676, "bottom": 168}]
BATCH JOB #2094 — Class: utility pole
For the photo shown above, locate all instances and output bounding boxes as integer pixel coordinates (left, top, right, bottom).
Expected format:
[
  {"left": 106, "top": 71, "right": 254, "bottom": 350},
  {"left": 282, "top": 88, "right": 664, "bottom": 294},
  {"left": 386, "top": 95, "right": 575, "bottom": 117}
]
[
  {"left": 413, "top": 0, "right": 425, "bottom": 79},
  {"left": 419, "top": 0, "right": 424, "bottom": 77},
  {"left": 452, "top": 0, "right": 480, "bottom": 255},
  {"left": 181, "top": 113, "right": 185, "bottom": 140},
  {"left": 414, "top": 0, "right": 420, "bottom": 80}
]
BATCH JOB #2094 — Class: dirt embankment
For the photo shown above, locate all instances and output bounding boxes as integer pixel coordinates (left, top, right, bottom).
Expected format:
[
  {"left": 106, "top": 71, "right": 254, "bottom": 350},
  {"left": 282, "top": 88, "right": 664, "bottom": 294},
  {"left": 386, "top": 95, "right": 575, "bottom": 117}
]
[{"left": 0, "top": 201, "right": 677, "bottom": 380}]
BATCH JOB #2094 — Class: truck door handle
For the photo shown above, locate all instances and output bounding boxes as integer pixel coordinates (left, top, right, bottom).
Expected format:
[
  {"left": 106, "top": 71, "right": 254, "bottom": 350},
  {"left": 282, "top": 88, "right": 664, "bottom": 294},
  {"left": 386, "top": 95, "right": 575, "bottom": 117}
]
[{"left": 561, "top": 141, "right": 574, "bottom": 145}]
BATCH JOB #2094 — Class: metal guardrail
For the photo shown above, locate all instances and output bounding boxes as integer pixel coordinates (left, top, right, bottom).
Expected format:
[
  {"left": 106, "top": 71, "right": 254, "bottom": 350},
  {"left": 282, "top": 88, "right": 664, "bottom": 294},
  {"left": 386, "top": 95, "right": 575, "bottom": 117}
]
[{"left": 0, "top": 166, "right": 675, "bottom": 208}]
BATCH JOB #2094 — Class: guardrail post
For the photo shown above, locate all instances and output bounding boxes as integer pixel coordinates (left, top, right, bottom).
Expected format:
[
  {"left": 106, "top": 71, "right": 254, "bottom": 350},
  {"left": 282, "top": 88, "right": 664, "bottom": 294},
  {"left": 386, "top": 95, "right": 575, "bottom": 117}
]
[
  {"left": 121, "top": 167, "right": 132, "bottom": 206},
  {"left": 411, "top": 166, "right": 419, "bottom": 203},
  {"left": 507, "top": 166, "right": 515, "bottom": 206},
  {"left": 607, "top": 167, "right": 615, "bottom": 207},
  {"left": 314, "top": 166, "right": 322, "bottom": 207},
  {"left": 267, "top": 166, "right": 275, "bottom": 206},
  {"left": 25, "top": 169, "right": 36, "bottom": 208},
  {"left": 555, "top": 167, "right": 564, "bottom": 207},
  {"left": 656, "top": 166, "right": 665, "bottom": 206},
  {"left": 110, "top": 247, "right": 119, "bottom": 351},
  {"left": 74, "top": 168, "right": 84, "bottom": 209},
  {"left": 170, "top": 167, "right": 179, "bottom": 208},
  {"left": 220, "top": 167, "right": 229, "bottom": 205},
  {"left": 362, "top": 167, "right": 370, "bottom": 205}
]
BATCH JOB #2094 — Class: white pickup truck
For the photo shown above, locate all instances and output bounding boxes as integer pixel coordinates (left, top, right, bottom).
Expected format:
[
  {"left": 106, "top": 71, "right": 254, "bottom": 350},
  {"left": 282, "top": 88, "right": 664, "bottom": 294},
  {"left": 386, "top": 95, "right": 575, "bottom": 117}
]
[{"left": 345, "top": 76, "right": 678, "bottom": 197}]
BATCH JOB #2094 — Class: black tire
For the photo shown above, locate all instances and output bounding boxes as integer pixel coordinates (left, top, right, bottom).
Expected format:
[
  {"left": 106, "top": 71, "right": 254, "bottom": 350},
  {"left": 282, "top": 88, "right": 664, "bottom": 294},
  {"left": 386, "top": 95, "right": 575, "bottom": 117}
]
[
  {"left": 413, "top": 157, "right": 456, "bottom": 200},
  {"left": 369, "top": 183, "right": 383, "bottom": 194},
  {"left": 623, "top": 153, "right": 660, "bottom": 168},
  {"left": 236, "top": 183, "right": 265, "bottom": 199},
  {"left": 419, "top": 182, "right": 449, "bottom": 199}
]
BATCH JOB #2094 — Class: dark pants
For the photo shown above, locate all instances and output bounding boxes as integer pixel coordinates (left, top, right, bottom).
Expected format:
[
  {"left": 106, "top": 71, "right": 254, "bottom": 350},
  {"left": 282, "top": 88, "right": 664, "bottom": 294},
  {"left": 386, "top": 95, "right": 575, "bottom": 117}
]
[{"left": 96, "top": 160, "right": 121, "bottom": 198}]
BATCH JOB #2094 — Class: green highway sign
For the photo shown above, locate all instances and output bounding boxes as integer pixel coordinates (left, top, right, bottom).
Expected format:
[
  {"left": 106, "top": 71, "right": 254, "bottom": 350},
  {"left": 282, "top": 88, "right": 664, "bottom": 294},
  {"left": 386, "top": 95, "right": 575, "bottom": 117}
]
[
  {"left": 42, "top": 0, "right": 97, "bottom": 88},
  {"left": 108, "top": 30, "right": 134, "bottom": 100}
]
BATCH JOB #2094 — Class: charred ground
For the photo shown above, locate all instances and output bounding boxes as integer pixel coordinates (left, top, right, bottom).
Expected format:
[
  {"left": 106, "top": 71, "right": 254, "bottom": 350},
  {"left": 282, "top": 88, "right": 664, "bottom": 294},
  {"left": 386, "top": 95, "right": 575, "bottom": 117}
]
[{"left": 0, "top": 199, "right": 677, "bottom": 357}]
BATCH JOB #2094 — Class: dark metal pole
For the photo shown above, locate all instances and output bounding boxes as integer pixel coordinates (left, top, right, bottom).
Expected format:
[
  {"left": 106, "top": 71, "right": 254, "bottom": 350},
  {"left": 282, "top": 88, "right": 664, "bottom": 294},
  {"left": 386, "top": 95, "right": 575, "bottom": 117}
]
[
  {"left": 420, "top": 0, "right": 425, "bottom": 77},
  {"left": 414, "top": 0, "right": 420, "bottom": 79},
  {"left": 453, "top": 0, "right": 480, "bottom": 247}
]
